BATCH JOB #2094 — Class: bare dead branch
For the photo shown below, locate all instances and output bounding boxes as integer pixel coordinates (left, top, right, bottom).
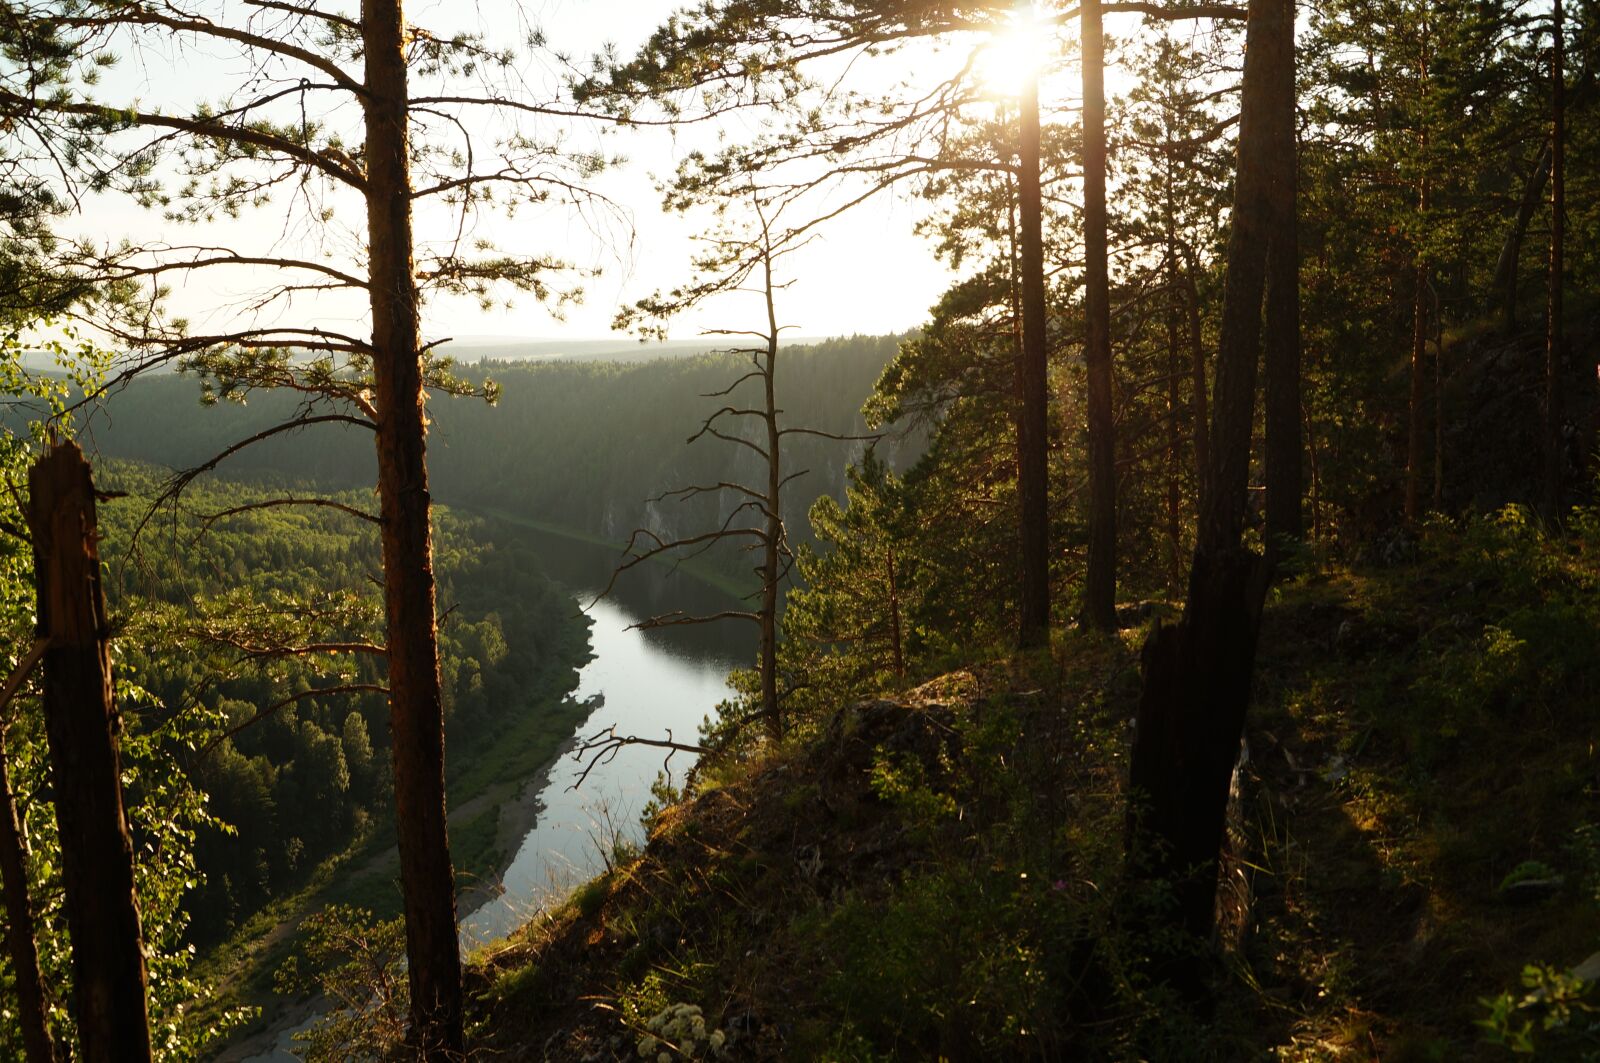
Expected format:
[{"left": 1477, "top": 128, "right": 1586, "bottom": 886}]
[
  {"left": 197, "top": 497, "right": 381, "bottom": 538},
  {"left": 568, "top": 725, "right": 709, "bottom": 792},
  {"left": 241, "top": 0, "right": 362, "bottom": 31},
  {"left": 633, "top": 609, "right": 762, "bottom": 630},
  {"left": 778, "top": 426, "right": 882, "bottom": 443}
]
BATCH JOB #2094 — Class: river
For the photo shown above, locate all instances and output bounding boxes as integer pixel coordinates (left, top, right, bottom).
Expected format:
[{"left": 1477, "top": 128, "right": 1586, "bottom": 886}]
[
  {"left": 236, "top": 521, "right": 752, "bottom": 1061},
  {"left": 459, "top": 523, "right": 752, "bottom": 945}
]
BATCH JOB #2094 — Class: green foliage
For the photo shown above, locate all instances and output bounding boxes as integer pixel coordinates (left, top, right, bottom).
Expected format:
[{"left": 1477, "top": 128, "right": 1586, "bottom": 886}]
[
  {"left": 82, "top": 461, "right": 590, "bottom": 947},
  {"left": 781, "top": 455, "right": 919, "bottom": 719},
  {"left": 1478, "top": 963, "right": 1600, "bottom": 1056},
  {"left": 811, "top": 868, "right": 1056, "bottom": 1054},
  {"left": 0, "top": 343, "right": 247, "bottom": 1057},
  {"left": 275, "top": 906, "right": 409, "bottom": 1061},
  {"left": 80, "top": 336, "right": 913, "bottom": 590},
  {"left": 867, "top": 750, "right": 957, "bottom": 827}
]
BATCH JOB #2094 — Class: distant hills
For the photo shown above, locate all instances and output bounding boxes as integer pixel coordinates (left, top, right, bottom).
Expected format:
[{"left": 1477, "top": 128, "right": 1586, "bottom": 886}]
[{"left": 437, "top": 335, "right": 834, "bottom": 364}]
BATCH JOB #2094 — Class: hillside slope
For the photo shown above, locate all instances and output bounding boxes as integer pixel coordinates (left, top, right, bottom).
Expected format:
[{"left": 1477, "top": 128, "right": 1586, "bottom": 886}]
[{"left": 464, "top": 515, "right": 1600, "bottom": 1060}]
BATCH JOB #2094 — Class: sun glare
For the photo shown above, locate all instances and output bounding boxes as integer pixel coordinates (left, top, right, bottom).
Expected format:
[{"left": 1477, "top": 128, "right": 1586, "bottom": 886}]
[{"left": 972, "top": 8, "right": 1054, "bottom": 99}]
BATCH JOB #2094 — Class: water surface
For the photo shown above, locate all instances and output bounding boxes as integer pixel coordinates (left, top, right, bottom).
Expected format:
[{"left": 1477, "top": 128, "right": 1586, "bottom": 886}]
[{"left": 460, "top": 524, "right": 751, "bottom": 946}]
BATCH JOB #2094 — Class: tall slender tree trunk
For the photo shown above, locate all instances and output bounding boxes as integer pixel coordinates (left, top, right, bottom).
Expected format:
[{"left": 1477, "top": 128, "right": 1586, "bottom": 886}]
[
  {"left": 1493, "top": 139, "right": 1551, "bottom": 333},
  {"left": 1433, "top": 311, "right": 1445, "bottom": 509},
  {"left": 1405, "top": 31, "right": 1430, "bottom": 525},
  {"left": 1080, "top": 0, "right": 1117, "bottom": 631},
  {"left": 1263, "top": 16, "right": 1302, "bottom": 546},
  {"left": 1126, "top": 0, "right": 1289, "bottom": 988},
  {"left": 362, "top": 2, "right": 464, "bottom": 1055},
  {"left": 759, "top": 253, "right": 783, "bottom": 739},
  {"left": 1543, "top": 0, "right": 1565, "bottom": 519},
  {"left": 1016, "top": 64, "right": 1052, "bottom": 649},
  {"left": 1165, "top": 248, "right": 1184, "bottom": 594},
  {"left": 1407, "top": 255, "right": 1429, "bottom": 523},
  {"left": 1183, "top": 247, "right": 1212, "bottom": 487},
  {"left": 1305, "top": 402, "right": 1323, "bottom": 539},
  {"left": 0, "top": 643, "right": 56, "bottom": 1063},
  {"left": 26, "top": 443, "right": 152, "bottom": 1063}
]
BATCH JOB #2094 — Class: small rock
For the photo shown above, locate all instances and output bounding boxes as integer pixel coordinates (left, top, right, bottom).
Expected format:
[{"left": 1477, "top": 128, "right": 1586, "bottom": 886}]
[{"left": 1501, "top": 877, "right": 1564, "bottom": 903}]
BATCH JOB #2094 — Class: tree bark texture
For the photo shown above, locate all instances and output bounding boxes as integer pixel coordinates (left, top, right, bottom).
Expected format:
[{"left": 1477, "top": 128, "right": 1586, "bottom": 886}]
[
  {"left": 1126, "top": 0, "right": 1289, "bottom": 984},
  {"left": 362, "top": 1, "right": 464, "bottom": 1055},
  {"left": 26, "top": 442, "right": 152, "bottom": 1063},
  {"left": 1016, "top": 69, "right": 1052, "bottom": 648},
  {"left": 1263, "top": 2, "right": 1303, "bottom": 545},
  {"left": 1166, "top": 268, "right": 1184, "bottom": 594},
  {"left": 1080, "top": 0, "right": 1118, "bottom": 631}
]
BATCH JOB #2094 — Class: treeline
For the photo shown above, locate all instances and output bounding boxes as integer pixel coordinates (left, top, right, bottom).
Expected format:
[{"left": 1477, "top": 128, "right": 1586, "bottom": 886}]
[
  {"left": 94, "top": 462, "right": 589, "bottom": 947},
  {"left": 82, "top": 335, "right": 917, "bottom": 585}
]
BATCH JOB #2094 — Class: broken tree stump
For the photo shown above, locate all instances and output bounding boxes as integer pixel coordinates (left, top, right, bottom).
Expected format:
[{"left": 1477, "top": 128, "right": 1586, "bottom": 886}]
[{"left": 26, "top": 441, "right": 152, "bottom": 1063}]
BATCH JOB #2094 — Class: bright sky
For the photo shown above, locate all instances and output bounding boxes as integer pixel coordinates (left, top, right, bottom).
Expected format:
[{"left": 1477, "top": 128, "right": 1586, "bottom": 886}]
[
  {"left": 61, "top": 0, "right": 954, "bottom": 345},
  {"left": 432, "top": 2, "right": 959, "bottom": 341},
  {"left": 61, "top": 1, "right": 1168, "bottom": 347}
]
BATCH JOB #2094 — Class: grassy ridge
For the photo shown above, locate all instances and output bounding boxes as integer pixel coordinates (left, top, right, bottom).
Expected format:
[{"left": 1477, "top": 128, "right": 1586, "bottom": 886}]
[{"left": 468, "top": 513, "right": 1600, "bottom": 1059}]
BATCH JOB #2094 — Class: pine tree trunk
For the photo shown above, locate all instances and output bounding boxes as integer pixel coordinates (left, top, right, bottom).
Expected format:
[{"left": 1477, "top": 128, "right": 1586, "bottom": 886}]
[
  {"left": 1263, "top": 16, "right": 1302, "bottom": 546},
  {"left": 362, "top": 1, "right": 464, "bottom": 1055},
  {"left": 1543, "top": 0, "right": 1565, "bottom": 519},
  {"left": 1406, "top": 41, "right": 1430, "bottom": 525},
  {"left": 1126, "top": 0, "right": 1288, "bottom": 989},
  {"left": 1080, "top": 0, "right": 1118, "bottom": 631},
  {"left": 26, "top": 443, "right": 152, "bottom": 1063},
  {"left": 0, "top": 700, "right": 56, "bottom": 1063},
  {"left": 1407, "top": 257, "right": 1428, "bottom": 523},
  {"left": 1183, "top": 248, "right": 1212, "bottom": 489},
  {"left": 1016, "top": 68, "right": 1052, "bottom": 648},
  {"left": 760, "top": 257, "right": 783, "bottom": 740},
  {"left": 1305, "top": 402, "right": 1323, "bottom": 538},
  {"left": 1433, "top": 312, "right": 1445, "bottom": 509},
  {"left": 1165, "top": 250, "right": 1184, "bottom": 594},
  {"left": 1493, "top": 139, "right": 1551, "bottom": 333}
]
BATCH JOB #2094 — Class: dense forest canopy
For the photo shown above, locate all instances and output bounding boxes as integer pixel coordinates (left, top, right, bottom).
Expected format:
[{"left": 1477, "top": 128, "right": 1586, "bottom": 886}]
[
  {"left": 0, "top": 0, "right": 1594, "bottom": 1059},
  {"left": 71, "top": 334, "right": 919, "bottom": 585}
]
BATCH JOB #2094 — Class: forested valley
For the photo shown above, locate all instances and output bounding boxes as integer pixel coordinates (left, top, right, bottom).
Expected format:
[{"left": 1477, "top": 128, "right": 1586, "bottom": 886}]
[
  {"left": 0, "top": 0, "right": 1597, "bottom": 1060},
  {"left": 81, "top": 336, "right": 915, "bottom": 590}
]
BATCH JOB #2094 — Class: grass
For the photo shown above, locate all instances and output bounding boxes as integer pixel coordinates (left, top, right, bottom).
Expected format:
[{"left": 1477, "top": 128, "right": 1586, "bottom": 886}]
[
  {"left": 466, "top": 511, "right": 1600, "bottom": 1060},
  {"left": 1241, "top": 514, "right": 1600, "bottom": 1057}
]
